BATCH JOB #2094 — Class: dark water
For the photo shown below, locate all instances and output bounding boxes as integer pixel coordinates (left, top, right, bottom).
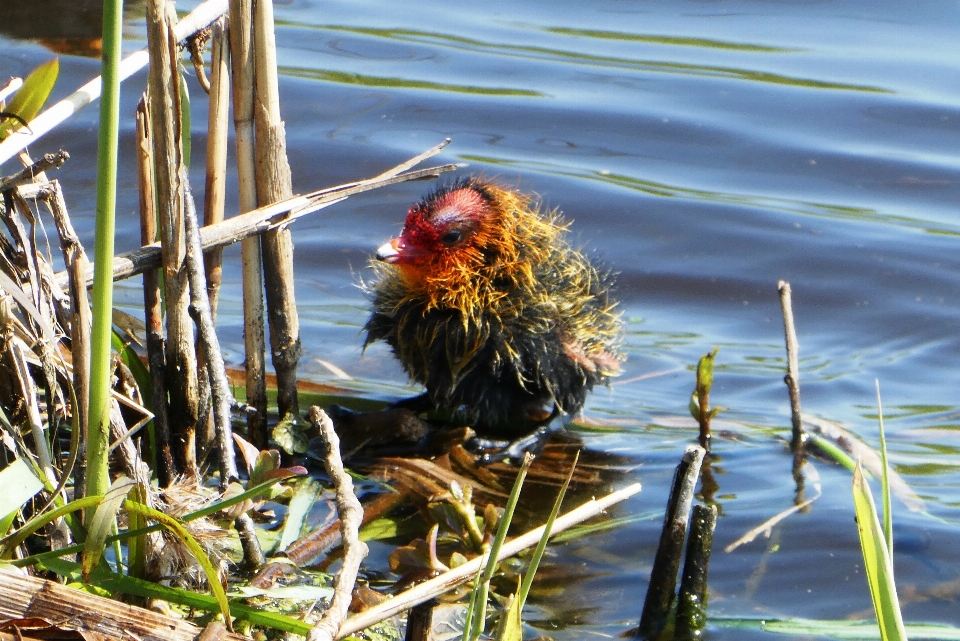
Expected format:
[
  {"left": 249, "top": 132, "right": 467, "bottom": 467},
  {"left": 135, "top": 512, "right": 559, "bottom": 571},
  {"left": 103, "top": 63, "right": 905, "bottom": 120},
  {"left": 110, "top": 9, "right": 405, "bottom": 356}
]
[{"left": 4, "top": 0, "right": 960, "bottom": 637}]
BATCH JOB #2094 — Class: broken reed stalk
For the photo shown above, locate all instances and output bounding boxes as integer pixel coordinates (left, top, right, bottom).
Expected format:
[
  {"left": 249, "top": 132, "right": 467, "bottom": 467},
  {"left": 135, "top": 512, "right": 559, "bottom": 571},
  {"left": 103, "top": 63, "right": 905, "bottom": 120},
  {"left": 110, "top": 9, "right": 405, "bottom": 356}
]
[
  {"left": 638, "top": 445, "right": 706, "bottom": 641},
  {"left": 136, "top": 98, "right": 174, "bottom": 488},
  {"left": 0, "top": 151, "right": 69, "bottom": 192},
  {"left": 674, "top": 504, "right": 717, "bottom": 641},
  {"left": 146, "top": 0, "right": 199, "bottom": 476},
  {"left": 306, "top": 408, "right": 368, "bottom": 641},
  {"left": 253, "top": 0, "right": 302, "bottom": 424},
  {"left": 403, "top": 601, "right": 437, "bottom": 641},
  {"left": 778, "top": 280, "right": 804, "bottom": 450},
  {"left": 229, "top": 0, "right": 268, "bottom": 450},
  {"left": 194, "top": 17, "right": 232, "bottom": 454},
  {"left": 183, "top": 175, "right": 265, "bottom": 569},
  {"left": 203, "top": 17, "right": 230, "bottom": 320},
  {"left": 338, "top": 481, "right": 643, "bottom": 639},
  {"left": 0, "top": 0, "right": 229, "bottom": 166},
  {"left": 47, "top": 180, "right": 91, "bottom": 490}
]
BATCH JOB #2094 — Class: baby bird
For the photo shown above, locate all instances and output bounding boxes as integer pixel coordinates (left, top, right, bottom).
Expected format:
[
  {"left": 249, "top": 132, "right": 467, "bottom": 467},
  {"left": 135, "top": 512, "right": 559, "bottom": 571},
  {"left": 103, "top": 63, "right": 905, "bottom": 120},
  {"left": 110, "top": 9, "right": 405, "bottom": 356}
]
[{"left": 365, "top": 177, "right": 623, "bottom": 438}]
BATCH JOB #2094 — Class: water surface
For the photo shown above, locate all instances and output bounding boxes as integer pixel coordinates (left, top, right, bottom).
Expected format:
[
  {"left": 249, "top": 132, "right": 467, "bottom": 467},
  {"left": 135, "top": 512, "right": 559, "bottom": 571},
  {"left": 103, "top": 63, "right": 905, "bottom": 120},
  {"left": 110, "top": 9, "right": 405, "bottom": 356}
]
[{"left": 4, "top": 0, "right": 960, "bottom": 636}]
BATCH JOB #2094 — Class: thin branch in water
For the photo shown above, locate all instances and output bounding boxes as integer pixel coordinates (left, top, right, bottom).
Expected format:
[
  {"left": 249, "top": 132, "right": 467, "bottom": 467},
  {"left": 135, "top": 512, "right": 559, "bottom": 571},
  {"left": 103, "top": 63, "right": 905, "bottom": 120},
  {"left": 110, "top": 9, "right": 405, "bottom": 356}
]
[
  {"left": 778, "top": 280, "right": 804, "bottom": 450},
  {"left": 724, "top": 488, "right": 821, "bottom": 553}
]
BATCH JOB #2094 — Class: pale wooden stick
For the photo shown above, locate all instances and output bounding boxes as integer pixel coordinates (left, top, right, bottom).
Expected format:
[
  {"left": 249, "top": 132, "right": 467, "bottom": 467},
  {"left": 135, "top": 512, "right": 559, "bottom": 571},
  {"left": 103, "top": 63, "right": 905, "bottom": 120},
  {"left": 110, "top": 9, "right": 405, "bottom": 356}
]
[
  {"left": 336, "top": 482, "right": 642, "bottom": 638},
  {"left": 306, "top": 408, "right": 368, "bottom": 641},
  {"left": 0, "top": 0, "right": 228, "bottom": 166},
  {"left": 0, "top": 78, "right": 22, "bottom": 103}
]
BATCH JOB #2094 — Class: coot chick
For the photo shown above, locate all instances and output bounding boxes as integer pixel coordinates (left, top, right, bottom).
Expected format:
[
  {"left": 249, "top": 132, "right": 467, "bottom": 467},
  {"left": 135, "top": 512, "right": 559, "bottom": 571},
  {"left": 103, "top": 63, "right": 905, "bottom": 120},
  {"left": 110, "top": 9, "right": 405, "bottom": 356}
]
[{"left": 365, "top": 177, "right": 623, "bottom": 453}]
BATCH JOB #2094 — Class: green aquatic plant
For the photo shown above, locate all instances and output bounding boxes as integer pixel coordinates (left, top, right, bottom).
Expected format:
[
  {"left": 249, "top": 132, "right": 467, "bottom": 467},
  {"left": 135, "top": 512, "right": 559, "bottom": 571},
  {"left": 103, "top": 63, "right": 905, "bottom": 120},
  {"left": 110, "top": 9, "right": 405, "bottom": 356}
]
[
  {"left": 851, "top": 384, "right": 906, "bottom": 641},
  {"left": 0, "top": 58, "right": 59, "bottom": 141}
]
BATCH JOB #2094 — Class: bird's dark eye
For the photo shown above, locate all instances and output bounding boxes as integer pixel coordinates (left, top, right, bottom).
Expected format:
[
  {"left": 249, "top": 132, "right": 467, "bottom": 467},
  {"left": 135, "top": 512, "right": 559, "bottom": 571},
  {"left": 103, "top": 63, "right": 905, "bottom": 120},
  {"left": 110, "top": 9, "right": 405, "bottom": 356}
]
[{"left": 440, "top": 230, "right": 463, "bottom": 246}]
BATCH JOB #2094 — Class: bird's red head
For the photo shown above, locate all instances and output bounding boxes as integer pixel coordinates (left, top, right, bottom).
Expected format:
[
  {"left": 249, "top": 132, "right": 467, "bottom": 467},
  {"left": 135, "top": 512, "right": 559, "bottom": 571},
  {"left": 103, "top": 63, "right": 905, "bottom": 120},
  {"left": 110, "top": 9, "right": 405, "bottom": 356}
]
[
  {"left": 375, "top": 178, "right": 558, "bottom": 316},
  {"left": 376, "top": 179, "right": 495, "bottom": 273}
]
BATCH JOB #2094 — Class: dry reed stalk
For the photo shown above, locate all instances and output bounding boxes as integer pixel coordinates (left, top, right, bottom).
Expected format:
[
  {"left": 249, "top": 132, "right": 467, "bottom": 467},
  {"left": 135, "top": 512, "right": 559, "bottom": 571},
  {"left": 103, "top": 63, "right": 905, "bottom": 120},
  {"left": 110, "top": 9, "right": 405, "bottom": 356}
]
[
  {"left": 229, "top": 0, "right": 268, "bottom": 450},
  {"left": 203, "top": 17, "right": 230, "bottom": 319},
  {"left": 136, "top": 98, "right": 175, "bottom": 488},
  {"left": 253, "top": 0, "right": 302, "bottom": 424},
  {"left": 46, "top": 180, "right": 91, "bottom": 476},
  {"left": 146, "top": 0, "right": 199, "bottom": 476},
  {"left": 195, "top": 17, "right": 231, "bottom": 453}
]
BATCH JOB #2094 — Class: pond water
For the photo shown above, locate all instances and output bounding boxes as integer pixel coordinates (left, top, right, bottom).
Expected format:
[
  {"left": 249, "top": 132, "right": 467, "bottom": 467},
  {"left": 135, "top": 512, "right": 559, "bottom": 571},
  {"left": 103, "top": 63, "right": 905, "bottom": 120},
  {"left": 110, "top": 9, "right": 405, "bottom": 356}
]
[{"left": 4, "top": 0, "right": 960, "bottom": 637}]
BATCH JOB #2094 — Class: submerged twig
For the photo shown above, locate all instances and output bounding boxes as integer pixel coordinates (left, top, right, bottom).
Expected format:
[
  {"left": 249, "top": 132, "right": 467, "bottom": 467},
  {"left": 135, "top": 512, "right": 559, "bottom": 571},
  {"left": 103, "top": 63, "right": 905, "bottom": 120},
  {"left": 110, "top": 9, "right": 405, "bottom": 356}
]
[
  {"left": 724, "top": 487, "right": 821, "bottom": 553},
  {"left": 674, "top": 504, "right": 717, "bottom": 641},
  {"left": 306, "top": 407, "right": 368, "bottom": 641},
  {"left": 337, "top": 482, "right": 642, "bottom": 639}
]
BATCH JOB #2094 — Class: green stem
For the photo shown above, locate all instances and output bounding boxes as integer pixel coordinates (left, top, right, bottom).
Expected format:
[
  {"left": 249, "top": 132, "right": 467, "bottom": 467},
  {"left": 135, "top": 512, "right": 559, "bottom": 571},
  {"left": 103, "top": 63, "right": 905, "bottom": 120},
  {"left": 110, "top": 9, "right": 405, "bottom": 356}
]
[{"left": 86, "top": 0, "right": 124, "bottom": 512}]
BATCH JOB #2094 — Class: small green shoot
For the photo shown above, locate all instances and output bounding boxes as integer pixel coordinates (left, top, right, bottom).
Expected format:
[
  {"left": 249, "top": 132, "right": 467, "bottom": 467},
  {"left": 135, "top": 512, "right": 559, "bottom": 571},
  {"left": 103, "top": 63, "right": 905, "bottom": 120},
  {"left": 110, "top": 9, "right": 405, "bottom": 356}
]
[
  {"left": 463, "top": 453, "right": 533, "bottom": 641},
  {"left": 690, "top": 347, "right": 721, "bottom": 449}
]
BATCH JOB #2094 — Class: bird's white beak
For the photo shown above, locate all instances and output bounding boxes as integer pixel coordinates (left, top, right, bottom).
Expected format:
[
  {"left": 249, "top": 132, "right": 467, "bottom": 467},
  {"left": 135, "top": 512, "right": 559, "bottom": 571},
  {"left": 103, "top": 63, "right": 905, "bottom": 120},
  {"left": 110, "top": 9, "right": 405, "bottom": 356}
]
[{"left": 376, "top": 238, "right": 401, "bottom": 263}]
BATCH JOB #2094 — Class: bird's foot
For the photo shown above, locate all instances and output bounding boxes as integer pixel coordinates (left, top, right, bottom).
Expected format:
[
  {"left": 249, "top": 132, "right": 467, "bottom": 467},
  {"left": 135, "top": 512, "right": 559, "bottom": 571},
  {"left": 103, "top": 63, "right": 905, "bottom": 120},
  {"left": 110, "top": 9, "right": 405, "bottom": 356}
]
[{"left": 469, "top": 411, "right": 569, "bottom": 465}]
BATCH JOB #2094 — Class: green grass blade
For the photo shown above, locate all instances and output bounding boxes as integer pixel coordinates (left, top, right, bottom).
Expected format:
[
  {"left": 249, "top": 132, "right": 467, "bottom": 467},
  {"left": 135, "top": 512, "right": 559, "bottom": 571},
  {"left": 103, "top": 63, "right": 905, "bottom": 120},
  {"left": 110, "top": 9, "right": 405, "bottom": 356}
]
[
  {"left": 0, "top": 458, "right": 45, "bottom": 530},
  {"left": 852, "top": 462, "right": 907, "bottom": 641},
  {"left": 465, "top": 453, "right": 533, "bottom": 641},
  {"left": 82, "top": 477, "right": 135, "bottom": 580},
  {"left": 11, "top": 476, "right": 291, "bottom": 568},
  {"left": 516, "top": 450, "right": 579, "bottom": 611},
  {"left": 1, "top": 495, "right": 101, "bottom": 559},
  {"left": 122, "top": 500, "right": 233, "bottom": 629},
  {"left": 875, "top": 380, "right": 893, "bottom": 559}
]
